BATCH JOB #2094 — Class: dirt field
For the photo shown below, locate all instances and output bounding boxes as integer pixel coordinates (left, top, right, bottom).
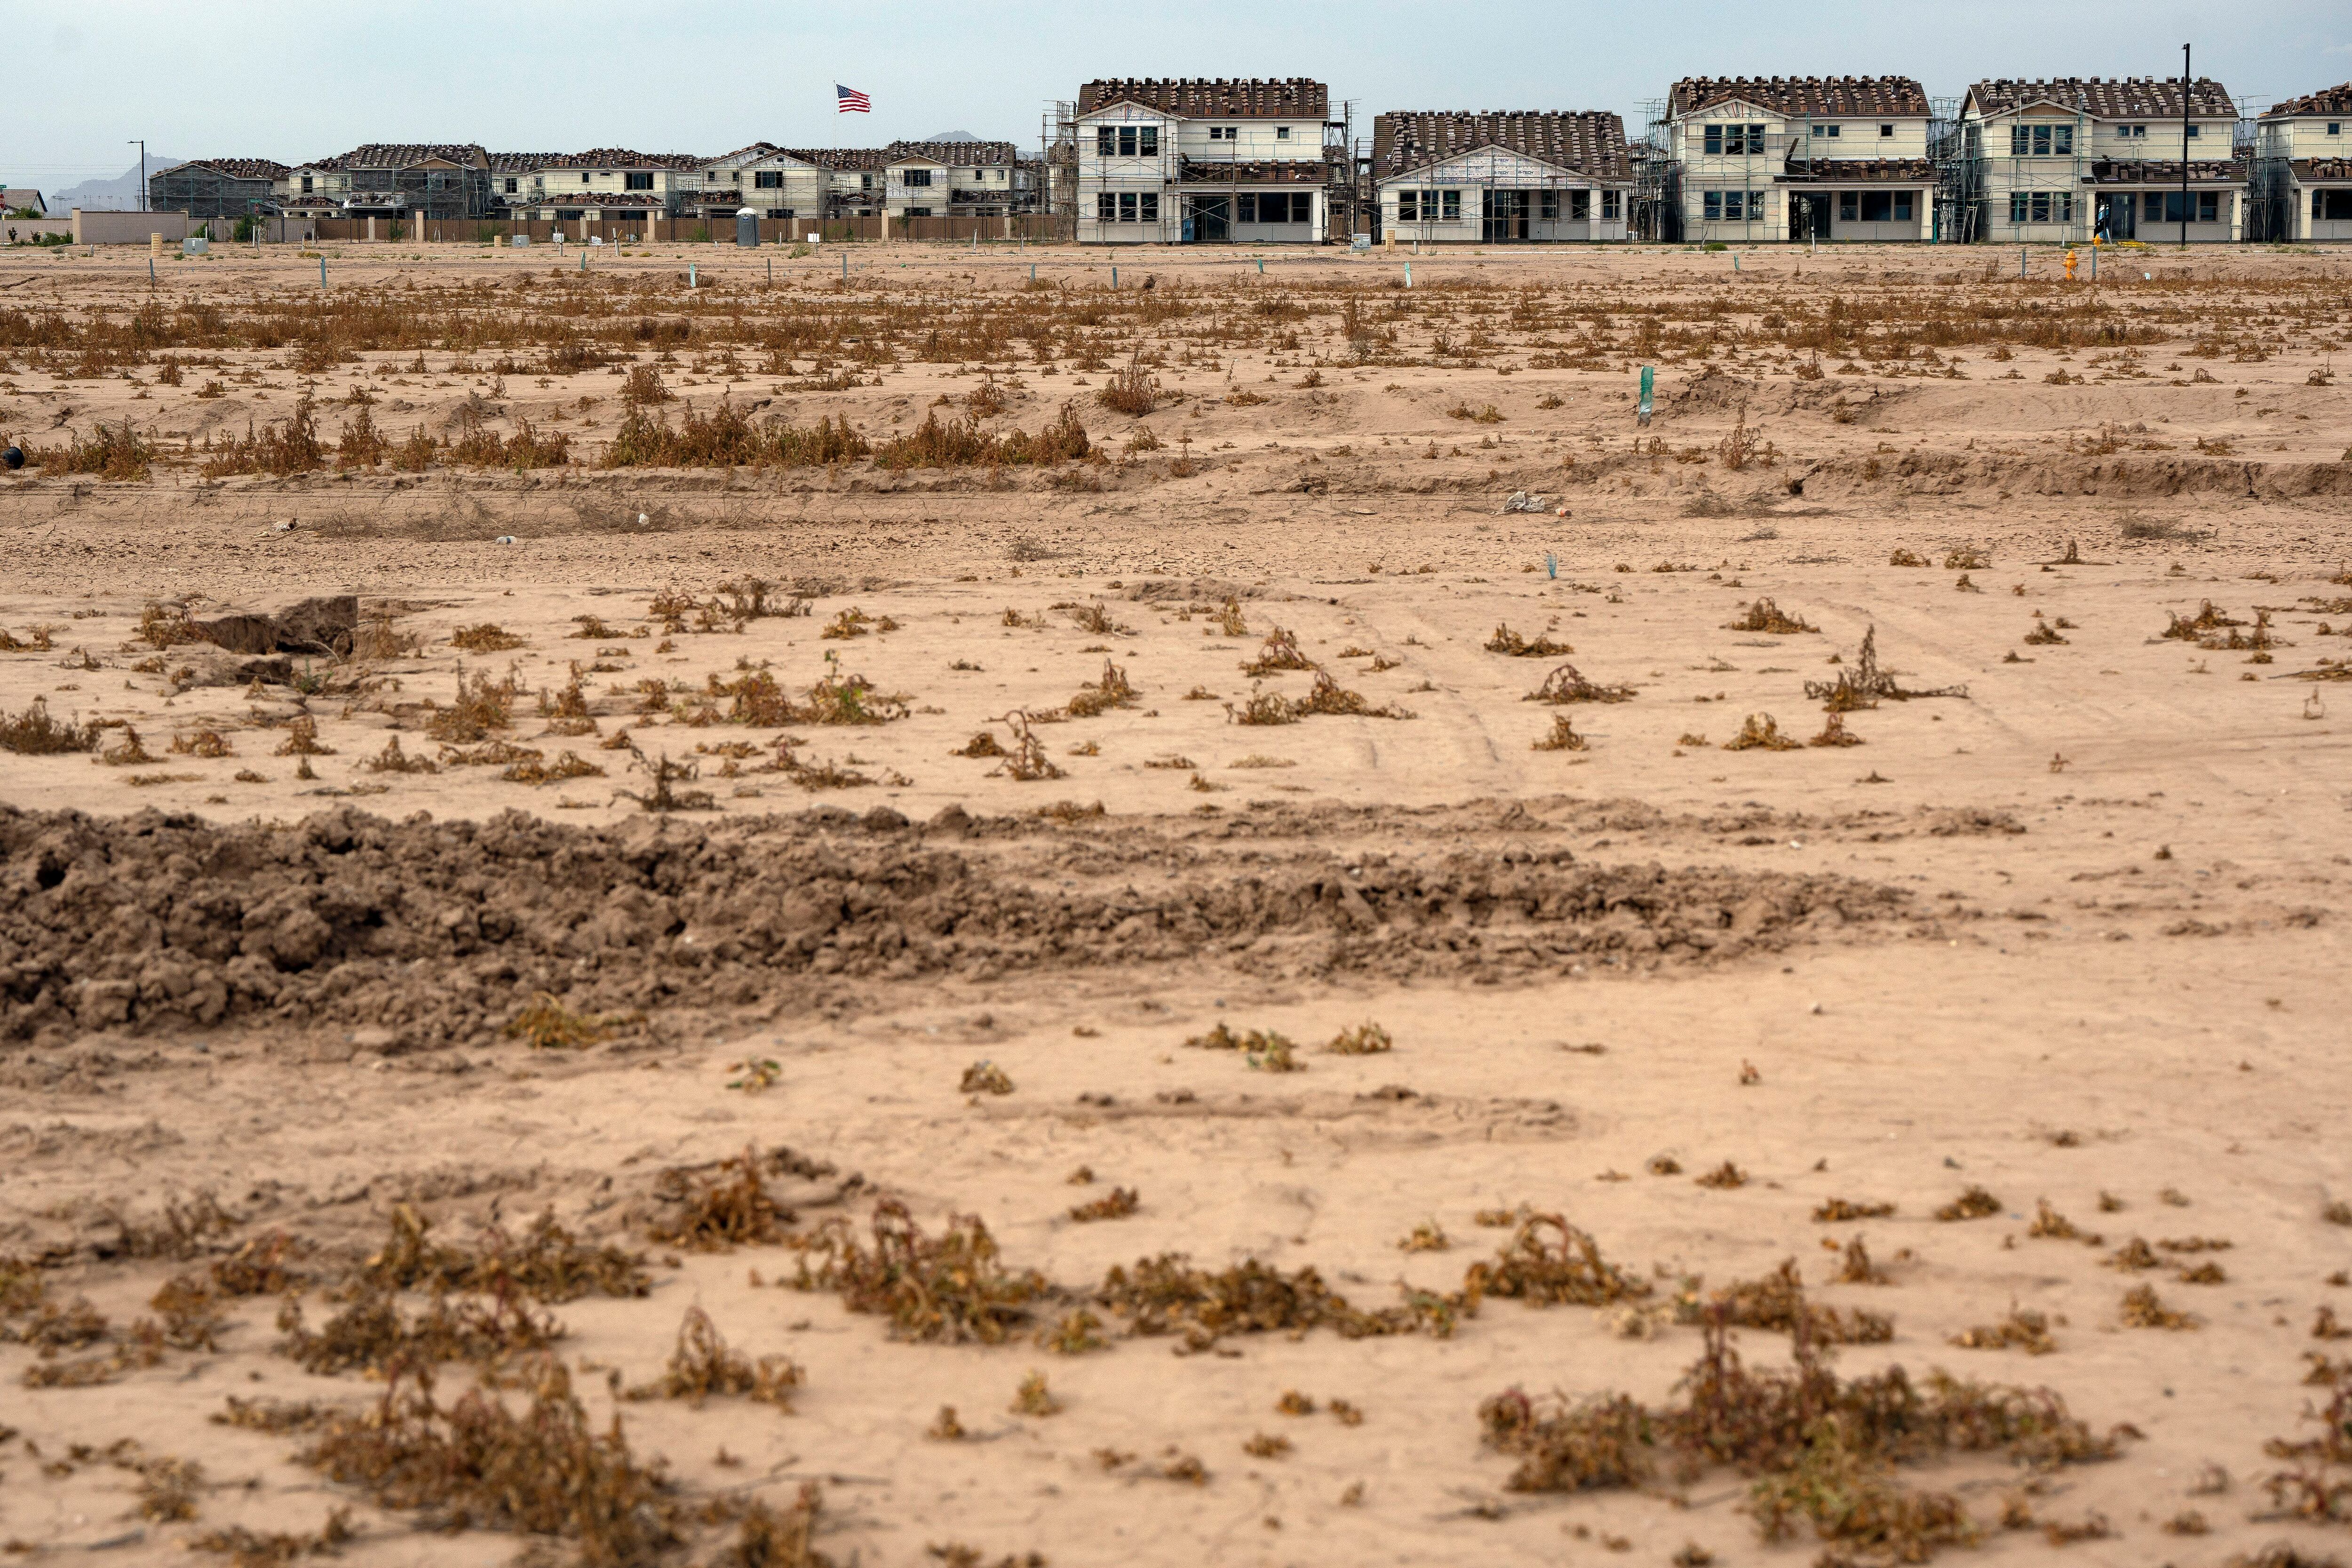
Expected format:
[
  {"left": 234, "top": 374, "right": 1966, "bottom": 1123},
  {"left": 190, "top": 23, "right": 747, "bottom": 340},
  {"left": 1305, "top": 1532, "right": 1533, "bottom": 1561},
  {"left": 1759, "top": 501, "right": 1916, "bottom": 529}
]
[{"left": 2, "top": 240, "right": 2351, "bottom": 1567}]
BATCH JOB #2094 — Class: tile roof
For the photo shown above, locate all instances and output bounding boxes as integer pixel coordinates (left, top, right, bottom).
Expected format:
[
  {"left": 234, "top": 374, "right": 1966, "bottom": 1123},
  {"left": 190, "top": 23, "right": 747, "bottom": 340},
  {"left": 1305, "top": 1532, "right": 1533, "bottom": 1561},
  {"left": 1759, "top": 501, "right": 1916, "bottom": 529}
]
[
  {"left": 318, "top": 144, "right": 491, "bottom": 170},
  {"left": 163, "top": 158, "right": 290, "bottom": 181},
  {"left": 1966, "top": 78, "right": 2234, "bottom": 119},
  {"left": 2292, "top": 158, "right": 2352, "bottom": 180},
  {"left": 706, "top": 142, "right": 782, "bottom": 167},
  {"left": 528, "top": 192, "right": 667, "bottom": 209},
  {"left": 1177, "top": 159, "right": 1334, "bottom": 185},
  {"left": 1670, "top": 76, "right": 1928, "bottom": 119},
  {"left": 546, "top": 148, "right": 702, "bottom": 170},
  {"left": 1777, "top": 157, "right": 1936, "bottom": 183},
  {"left": 779, "top": 147, "right": 890, "bottom": 170},
  {"left": 489, "top": 152, "right": 565, "bottom": 173},
  {"left": 1080, "top": 78, "right": 1328, "bottom": 119},
  {"left": 2266, "top": 83, "right": 2352, "bottom": 118},
  {"left": 2086, "top": 158, "right": 2248, "bottom": 184},
  {"left": 887, "top": 140, "right": 1021, "bottom": 167},
  {"left": 1371, "top": 111, "right": 1630, "bottom": 182}
]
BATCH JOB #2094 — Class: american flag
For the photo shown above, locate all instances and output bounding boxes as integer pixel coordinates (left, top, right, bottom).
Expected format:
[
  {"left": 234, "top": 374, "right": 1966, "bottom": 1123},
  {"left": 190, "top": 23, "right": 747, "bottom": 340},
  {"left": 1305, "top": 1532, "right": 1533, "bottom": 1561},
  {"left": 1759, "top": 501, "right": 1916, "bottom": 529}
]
[{"left": 836, "top": 83, "right": 871, "bottom": 114}]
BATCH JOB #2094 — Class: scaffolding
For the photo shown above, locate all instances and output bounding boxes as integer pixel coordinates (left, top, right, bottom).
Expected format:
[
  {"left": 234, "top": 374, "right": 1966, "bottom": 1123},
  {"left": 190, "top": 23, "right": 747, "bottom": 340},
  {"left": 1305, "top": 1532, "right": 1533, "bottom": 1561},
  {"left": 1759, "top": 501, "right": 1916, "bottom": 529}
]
[
  {"left": 1927, "top": 96, "right": 1977, "bottom": 243},
  {"left": 1632, "top": 99, "right": 1675, "bottom": 240},
  {"left": 1049, "top": 94, "right": 1354, "bottom": 245}
]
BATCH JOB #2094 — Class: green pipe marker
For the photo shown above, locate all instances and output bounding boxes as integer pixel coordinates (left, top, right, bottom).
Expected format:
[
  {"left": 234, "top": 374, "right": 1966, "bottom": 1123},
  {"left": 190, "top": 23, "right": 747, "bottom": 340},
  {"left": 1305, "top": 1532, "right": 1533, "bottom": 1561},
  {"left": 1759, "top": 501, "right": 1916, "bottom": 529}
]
[{"left": 1638, "top": 365, "right": 1654, "bottom": 427}]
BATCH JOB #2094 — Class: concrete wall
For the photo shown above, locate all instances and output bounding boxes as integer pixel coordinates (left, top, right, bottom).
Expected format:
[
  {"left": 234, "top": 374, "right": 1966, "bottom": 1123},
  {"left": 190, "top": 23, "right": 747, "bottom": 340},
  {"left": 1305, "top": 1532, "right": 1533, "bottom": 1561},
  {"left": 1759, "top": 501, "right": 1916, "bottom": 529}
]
[
  {"left": 70, "top": 209, "right": 191, "bottom": 244},
  {"left": 4, "top": 218, "right": 75, "bottom": 243}
]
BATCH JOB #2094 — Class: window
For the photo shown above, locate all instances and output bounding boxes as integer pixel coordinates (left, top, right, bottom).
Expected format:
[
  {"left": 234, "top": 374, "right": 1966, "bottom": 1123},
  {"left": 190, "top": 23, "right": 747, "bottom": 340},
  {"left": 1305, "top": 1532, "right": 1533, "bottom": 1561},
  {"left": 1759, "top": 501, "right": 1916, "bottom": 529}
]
[
  {"left": 1099, "top": 126, "right": 1152, "bottom": 156},
  {"left": 2329, "top": 122, "right": 2343, "bottom": 136},
  {"left": 2145, "top": 191, "right": 2221, "bottom": 223},
  {"left": 1601, "top": 190, "right": 1621, "bottom": 221},
  {"left": 1238, "top": 192, "right": 1256, "bottom": 222},
  {"left": 1570, "top": 190, "right": 1592, "bottom": 221},
  {"left": 626, "top": 171, "right": 653, "bottom": 191},
  {"left": 2184, "top": 125, "right": 2200, "bottom": 138},
  {"left": 1811, "top": 123, "right": 1840, "bottom": 138},
  {"left": 1139, "top": 193, "right": 1158, "bottom": 222},
  {"left": 2320, "top": 190, "right": 2352, "bottom": 220},
  {"left": 860, "top": 174, "right": 873, "bottom": 190},
  {"left": 1702, "top": 123, "right": 1769, "bottom": 156},
  {"left": 2122, "top": 124, "right": 2147, "bottom": 138},
  {"left": 2009, "top": 191, "right": 2074, "bottom": 223},
  {"left": 1879, "top": 123, "right": 1894, "bottom": 137},
  {"left": 1208, "top": 126, "right": 1237, "bottom": 141},
  {"left": 771, "top": 208, "right": 794, "bottom": 219},
  {"left": 755, "top": 171, "right": 782, "bottom": 189},
  {"left": 302, "top": 175, "right": 315, "bottom": 194},
  {"left": 2012, "top": 123, "right": 2075, "bottom": 156},
  {"left": 499, "top": 177, "right": 512, "bottom": 195},
  {"left": 1541, "top": 191, "right": 1558, "bottom": 221},
  {"left": 902, "top": 168, "right": 932, "bottom": 187},
  {"left": 1441, "top": 189, "right": 1460, "bottom": 221},
  {"left": 1707, "top": 191, "right": 1760, "bottom": 220},
  {"left": 1838, "top": 192, "right": 1859, "bottom": 221},
  {"left": 1397, "top": 189, "right": 1416, "bottom": 221},
  {"left": 1860, "top": 191, "right": 1893, "bottom": 222},
  {"left": 1119, "top": 191, "right": 1137, "bottom": 222},
  {"left": 1097, "top": 193, "right": 1117, "bottom": 221},
  {"left": 1138, "top": 127, "right": 1156, "bottom": 156},
  {"left": 1895, "top": 191, "right": 1914, "bottom": 220},
  {"left": 1097, "top": 128, "right": 1114, "bottom": 156},
  {"left": 906, "top": 207, "right": 932, "bottom": 218},
  {"left": 1275, "top": 126, "right": 1291, "bottom": 140},
  {"left": 580, "top": 172, "right": 592, "bottom": 184}
]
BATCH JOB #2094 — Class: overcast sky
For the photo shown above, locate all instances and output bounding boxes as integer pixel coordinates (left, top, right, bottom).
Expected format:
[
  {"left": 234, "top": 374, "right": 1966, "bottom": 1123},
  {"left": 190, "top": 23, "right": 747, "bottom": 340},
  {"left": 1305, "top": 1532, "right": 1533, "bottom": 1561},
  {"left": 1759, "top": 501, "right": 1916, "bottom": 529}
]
[{"left": 11, "top": 0, "right": 2352, "bottom": 190}]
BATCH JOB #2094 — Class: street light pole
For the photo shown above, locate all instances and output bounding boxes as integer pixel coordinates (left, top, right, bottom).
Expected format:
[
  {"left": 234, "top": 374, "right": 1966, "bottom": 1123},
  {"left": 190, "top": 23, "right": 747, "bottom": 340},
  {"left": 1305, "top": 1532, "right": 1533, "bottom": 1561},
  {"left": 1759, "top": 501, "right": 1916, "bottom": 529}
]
[
  {"left": 130, "top": 140, "right": 146, "bottom": 212},
  {"left": 2180, "top": 45, "right": 2191, "bottom": 250}
]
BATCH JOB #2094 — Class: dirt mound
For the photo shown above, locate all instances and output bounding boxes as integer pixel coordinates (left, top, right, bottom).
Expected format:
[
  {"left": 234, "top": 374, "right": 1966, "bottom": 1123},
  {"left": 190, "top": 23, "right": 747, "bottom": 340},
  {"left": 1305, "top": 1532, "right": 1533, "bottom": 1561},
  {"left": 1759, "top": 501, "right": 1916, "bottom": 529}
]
[
  {"left": 1796, "top": 450, "right": 2352, "bottom": 501},
  {"left": 0, "top": 805, "right": 1918, "bottom": 1051}
]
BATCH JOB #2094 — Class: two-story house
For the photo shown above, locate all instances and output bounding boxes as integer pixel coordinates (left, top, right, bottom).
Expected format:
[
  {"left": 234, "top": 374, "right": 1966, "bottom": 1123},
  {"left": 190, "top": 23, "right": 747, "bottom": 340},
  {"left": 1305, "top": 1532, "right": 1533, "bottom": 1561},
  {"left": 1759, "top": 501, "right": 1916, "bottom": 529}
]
[
  {"left": 147, "top": 159, "right": 289, "bottom": 221},
  {"left": 297, "top": 145, "right": 498, "bottom": 221},
  {"left": 1958, "top": 78, "right": 2241, "bottom": 243},
  {"left": 518, "top": 149, "right": 702, "bottom": 229},
  {"left": 1075, "top": 78, "right": 1336, "bottom": 245},
  {"left": 2254, "top": 84, "right": 2352, "bottom": 242},
  {"left": 677, "top": 142, "right": 786, "bottom": 221},
  {"left": 885, "top": 141, "right": 1025, "bottom": 218},
  {"left": 1371, "top": 112, "right": 1630, "bottom": 243},
  {"left": 780, "top": 148, "right": 890, "bottom": 220},
  {"left": 1661, "top": 77, "right": 1933, "bottom": 243}
]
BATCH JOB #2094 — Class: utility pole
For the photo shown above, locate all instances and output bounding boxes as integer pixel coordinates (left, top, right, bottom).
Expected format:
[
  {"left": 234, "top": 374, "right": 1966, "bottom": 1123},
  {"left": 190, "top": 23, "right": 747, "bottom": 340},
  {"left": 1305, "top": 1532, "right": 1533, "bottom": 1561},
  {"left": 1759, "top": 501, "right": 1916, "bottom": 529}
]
[
  {"left": 130, "top": 140, "right": 145, "bottom": 212},
  {"left": 2180, "top": 44, "right": 2192, "bottom": 250}
]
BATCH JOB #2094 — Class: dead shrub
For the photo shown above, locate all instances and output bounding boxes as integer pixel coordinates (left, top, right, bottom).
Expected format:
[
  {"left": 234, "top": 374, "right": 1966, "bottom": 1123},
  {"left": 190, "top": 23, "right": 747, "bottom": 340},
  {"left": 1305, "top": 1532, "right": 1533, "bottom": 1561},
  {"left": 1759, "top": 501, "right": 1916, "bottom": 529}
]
[
  {"left": 1486, "top": 623, "right": 1575, "bottom": 658},
  {"left": 1722, "top": 713, "right": 1799, "bottom": 751},
  {"left": 1724, "top": 598, "right": 1818, "bottom": 634},
  {"left": 0, "top": 697, "right": 98, "bottom": 754},
  {"left": 789, "top": 1199, "right": 1047, "bottom": 1345},
  {"left": 627, "top": 1306, "right": 802, "bottom": 1411}
]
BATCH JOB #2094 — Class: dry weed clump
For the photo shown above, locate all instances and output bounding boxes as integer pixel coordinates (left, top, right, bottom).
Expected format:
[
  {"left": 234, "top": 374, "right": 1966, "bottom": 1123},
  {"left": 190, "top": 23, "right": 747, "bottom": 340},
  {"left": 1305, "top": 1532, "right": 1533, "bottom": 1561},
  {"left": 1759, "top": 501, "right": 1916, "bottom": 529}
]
[
  {"left": 961, "top": 1060, "right": 1015, "bottom": 1095},
  {"left": 188, "top": 1509, "right": 356, "bottom": 1564},
  {"left": 0, "top": 697, "right": 98, "bottom": 754},
  {"left": 1463, "top": 1215, "right": 1647, "bottom": 1308},
  {"left": 1813, "top": 1198, "right": 1896, "bottom": 1223},
  {"left": 1064, "top": 657, "right": 1136, "bottom": 717},
  {"left": 1804, "top": 627, "right": 1969, "bottom": 709},
  {"left": 1525, "top": 661, "right": 1635, "bottom": 704},
  {"left": 627, "top": 1306, "right": 802, "bottom": 1411},
  {"left": 1808, "top": 713, "right": 1862, "bottom": 747},
  {"left": 451, "top": 623, "right": 525, "bottom": 653},
  {"left": 1012, "top": 1370, "right": 1063, "bottom": 1417},
  {"left": 1950, "top": 1305, "right": 2058, "bottom": 1355},
  {"left": 1094, "top": 1254, "right": 1456, "bottom": 1350},
  {"left": 616, "top": 749, "right": 718, "bottom": 812},
  {"left": 1069, "top": 1187, "right": 1140, "bottom": 1223},
  {"left": 1521, "top": 711, "right": 1584, "bottom": 752},
  {"left": 1723, "top": 713, "right": 1800, "bottom": 751},
  {"left": 987, "top": 711, "right": 1062, "bottom": 781},
  {"left": 276, "top": 1288, "right": 563, "bottom": 1377},
  {"left": 1240, "top": 626, "right": 1316, "bottom": 676},
  {"left": 296, "top": 1359, "right": 676, "bottom": 1565},
  {"left": 1695, "top": 1259, "right": 1892, "bottom": 1345},
  {"left": 645, "top": 1148, "right": 804, "bottom": 1252},
  {"left": 424, "top": 666, "right": 520, "bottom": 742},
  {"left": 504, "top": 991, "right": 628, "bottom": 1050},
  {"left": 789, "top": 1199, "right": 1047, "bottom": 1345},
  {"left": 1226, "top": 669, "right": 1412, "bottom": 725},
  {"left": 1724, "top": 598, "right": 1819, "bottom": 635},
  {"left": 362, "top": 1205, "right": 647, "bottom": 1303},
  {"left": 1482, "top": 1321, "right": 2120, "bottom": 1559},
  {"left": 1326, "top": 1022, "right": 1393, "bottom": 1055},
  {"left": 1486, "top": 623, "right": 1575, "bottom": 658},
  {"left": 2120, "top": 1284, "right": 2196, "bottom": 1330},
  {"left": 1935, "top": 1186, "right": 2003, "bottom": 1222}
]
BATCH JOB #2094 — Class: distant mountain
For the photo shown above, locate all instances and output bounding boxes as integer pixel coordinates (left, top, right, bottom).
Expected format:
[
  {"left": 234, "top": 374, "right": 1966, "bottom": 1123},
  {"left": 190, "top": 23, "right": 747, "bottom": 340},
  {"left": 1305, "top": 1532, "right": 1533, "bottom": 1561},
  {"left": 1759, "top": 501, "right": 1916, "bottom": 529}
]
[
  {"left": 49, "top": 157, "right": 186, "bottom": 213},
  {"left": 923, "top": 130, "right": 981, "bottom": 142}
]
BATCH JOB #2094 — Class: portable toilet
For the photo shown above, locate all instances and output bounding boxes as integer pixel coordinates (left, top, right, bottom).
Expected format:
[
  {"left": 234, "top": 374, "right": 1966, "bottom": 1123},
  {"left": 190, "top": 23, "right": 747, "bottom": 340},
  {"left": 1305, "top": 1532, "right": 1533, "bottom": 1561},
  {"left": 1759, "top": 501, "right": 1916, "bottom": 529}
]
[{"left": 736, "top": 207, "right": 759, "bottom": 248}]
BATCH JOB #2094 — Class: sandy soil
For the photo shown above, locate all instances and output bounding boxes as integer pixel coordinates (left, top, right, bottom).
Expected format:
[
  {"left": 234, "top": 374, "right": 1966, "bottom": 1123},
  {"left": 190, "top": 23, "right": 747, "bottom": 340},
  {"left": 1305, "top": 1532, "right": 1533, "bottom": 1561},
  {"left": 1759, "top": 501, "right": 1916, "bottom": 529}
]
[{"left": 2, "top": 241, "right": 2350, "bottom": 1567}]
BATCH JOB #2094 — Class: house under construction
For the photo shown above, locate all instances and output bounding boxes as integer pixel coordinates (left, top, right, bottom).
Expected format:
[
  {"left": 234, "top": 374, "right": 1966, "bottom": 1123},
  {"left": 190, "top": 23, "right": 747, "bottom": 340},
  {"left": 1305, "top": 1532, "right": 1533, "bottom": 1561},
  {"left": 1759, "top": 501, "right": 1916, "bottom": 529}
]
[
  {"left": 1051, "top": 78, "right": 1353, "bottom": 244},
  {"left": 1368, "top": 112, "right": 1630, "bottom": 242},
  {"left": 1948, "top": 77, "right": 2243, "bottom": 243}
]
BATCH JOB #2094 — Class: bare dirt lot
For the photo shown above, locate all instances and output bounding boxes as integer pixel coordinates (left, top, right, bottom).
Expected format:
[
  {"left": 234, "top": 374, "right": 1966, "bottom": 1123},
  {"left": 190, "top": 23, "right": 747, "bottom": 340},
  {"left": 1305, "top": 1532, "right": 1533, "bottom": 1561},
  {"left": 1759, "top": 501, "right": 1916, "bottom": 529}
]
[{"left": 2, "top": 240, "right": 2351, "bottom": 1568}]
